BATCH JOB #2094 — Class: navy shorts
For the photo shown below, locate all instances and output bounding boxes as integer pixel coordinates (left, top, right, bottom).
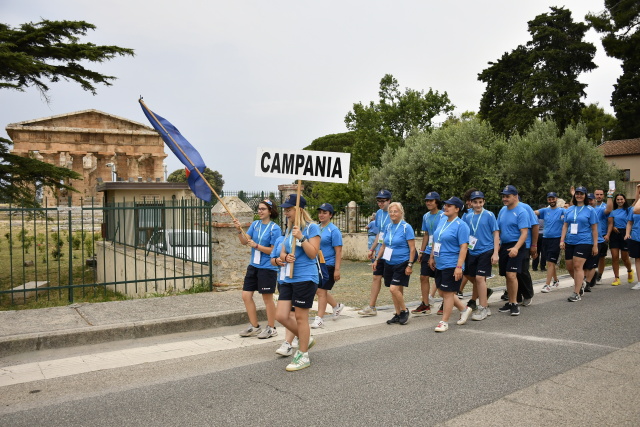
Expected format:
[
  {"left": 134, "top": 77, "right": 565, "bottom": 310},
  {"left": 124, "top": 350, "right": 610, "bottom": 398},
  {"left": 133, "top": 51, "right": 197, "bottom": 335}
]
[
  {"left": 435, "top": 268, "right": 462, "bottom": 293},
  {"left": 565, "top": 243, "right": 593, "bottom": 261},
  {"left": 584, "top": 251, "right": 599, "bottom": 270},
  {"left": 499, "top": 242, "right": 528, "bottom": 276},
  {"left": 420, "top": 256, "right": 436, "bottom": 277},
  {"left": 465, "top": 249, "right": 493, "bottom": 277},
  {"left": 373, "top": 258, "right": 385, "bottom": 276},
  {"left": 609, "top": 231, "right": 628, "bottom": 251},
  {"left": 628, "top": 239, "right": 640, "bottom": 259},
  {"left": 383, "top": 261, "right": 410, "bottom": 287},
  {"left": 278, "top": 280, "right": 318, "bottom": 309},
  {"left": 543, "top": 237, "right": 561, "bottom": 263},
  {"left": 318, "top": 265, "right": 336, "bottom": 291},
  {"left": 598, "top": 241, "right": 609, "bottom": 258},
  {"left": 243, "top": 265, "right": 277, "bottom": 294}
]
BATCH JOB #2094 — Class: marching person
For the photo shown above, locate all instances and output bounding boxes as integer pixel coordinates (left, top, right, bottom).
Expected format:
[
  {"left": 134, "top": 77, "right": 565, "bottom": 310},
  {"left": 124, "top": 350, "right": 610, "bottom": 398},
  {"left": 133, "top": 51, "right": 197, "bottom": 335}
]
[
  {"left": 607, "top": 192, "right": 634, "bottom": 285},
  {"left": 537, "top": 192, "right": 565, "bottom": 293},
  {"left": 413, "top": 191, "right": 443, "bottom": 316},
  {"left": 372, "top": 202, "right": 416, "bottom": 325},
  {"left": 496, "top": 185, "right": 529, "bottom": 316},
  {"left": 366, "top": 213, "right": 379, "bottom": 261},
  {"left": 628, "top": 185, "right": 640, "bottom": 290},
  {"left": 311, "top": 203, "right": 345, "bottom": 328},
  {"left": 234, "top": 199, "right": 281, "bottom": 339},
  {"left": 429, "top": 197, "right": 473, "bottom": 332},
  {"left": 463, "top": 191, "right": 499, "bottom": 321},
  {"left": 359, "top": 190, "right": 392, "bottom": 317},
  {"left": 593, "top": 188, "right": 610, "bottom": 283},
  {"left": 275, "top": 194, "right": 320, "bottom": 371},
  {"left": 560, "top": 186, "right": 598, "bottom": 302}
]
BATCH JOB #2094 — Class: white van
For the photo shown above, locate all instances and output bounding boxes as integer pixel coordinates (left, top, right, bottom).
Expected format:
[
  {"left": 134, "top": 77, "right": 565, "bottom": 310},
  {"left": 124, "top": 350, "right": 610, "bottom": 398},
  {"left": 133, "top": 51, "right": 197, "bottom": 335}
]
[{"left": 146, "top": 229, "right": 210, "bottom": 263}]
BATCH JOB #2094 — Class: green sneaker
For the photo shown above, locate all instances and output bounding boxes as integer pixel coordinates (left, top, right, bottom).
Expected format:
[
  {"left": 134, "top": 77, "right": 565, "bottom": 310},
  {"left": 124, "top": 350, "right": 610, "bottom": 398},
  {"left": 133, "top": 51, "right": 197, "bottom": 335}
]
[{"left": 286, "top": 350, "right": 310, "bottom": 371}]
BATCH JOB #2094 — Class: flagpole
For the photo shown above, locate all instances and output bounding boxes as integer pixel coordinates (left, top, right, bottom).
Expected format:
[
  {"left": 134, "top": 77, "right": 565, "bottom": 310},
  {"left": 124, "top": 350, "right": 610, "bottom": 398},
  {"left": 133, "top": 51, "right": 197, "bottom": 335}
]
[
  {"left": 288, "top": 179, "right": 302, "bottom": 278},
  {"left": 139, "top": 98, "right": 248, "bottom": 239}
]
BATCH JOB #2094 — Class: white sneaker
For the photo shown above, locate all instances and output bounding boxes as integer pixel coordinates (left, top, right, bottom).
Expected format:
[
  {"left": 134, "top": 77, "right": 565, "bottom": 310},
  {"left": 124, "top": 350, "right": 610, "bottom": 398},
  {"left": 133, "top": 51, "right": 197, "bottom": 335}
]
[
  {"left": 631, "top": 282, "right": 640, "bottom": 290},
  {"left": 457, "top": 307, "right": 473, "bottom": 325},
  {"left": 275, "top": 341, "right": 293, "bottom": 356},
  {"left": 292, "top": 337, "right": 299, "bottom": 348},
  {"left": 541, "top": 284, "right": 552, "bottom": 293},
  {"left": 471, "top": 306, "right": 488, "bottom": 321},
  {"left": 551, "top": 279, "right": 560, "bottom": 289},
  {"left": 434, "top": 321, "right": 449, "bottom": 332},
  {"left": 257, "top": 325, "right": 277, "bottom": 339},
  {"left": 428, "top": 295, "right": 436, "bottom": 305},
  {"left": 486, "top": 307, "right": 492, "bottom": 316},
  {"left": 332, "top": 303, "right": 345, "bottom": 320},
  {"left": 311, "top": 316, "right": 324, "bottom": 329}
]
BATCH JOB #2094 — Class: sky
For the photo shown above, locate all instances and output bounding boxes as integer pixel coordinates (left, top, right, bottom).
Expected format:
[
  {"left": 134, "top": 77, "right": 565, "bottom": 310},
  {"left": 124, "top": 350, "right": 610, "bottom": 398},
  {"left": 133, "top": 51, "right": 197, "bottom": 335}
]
[{"left": 1, "top": 1, "right": 621, "bottom": 192}]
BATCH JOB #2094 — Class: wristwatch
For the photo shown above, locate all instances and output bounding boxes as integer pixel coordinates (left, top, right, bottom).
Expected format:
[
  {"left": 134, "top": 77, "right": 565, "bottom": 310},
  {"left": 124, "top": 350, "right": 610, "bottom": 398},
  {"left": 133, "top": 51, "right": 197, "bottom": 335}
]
[
  {"left": 299, "top": 236, "right": 307, "bottom": 243},
  {"left": 407, "top": 262, "right": 413, "bottom": 267}
]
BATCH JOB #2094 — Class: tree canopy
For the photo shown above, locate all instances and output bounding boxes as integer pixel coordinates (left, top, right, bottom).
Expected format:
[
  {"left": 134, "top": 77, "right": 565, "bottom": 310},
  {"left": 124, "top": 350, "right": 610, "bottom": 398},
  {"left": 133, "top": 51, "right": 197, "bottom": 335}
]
[
  {"left": 167, "top": 168, "right": 224, "bottom": 195},
  {"left": 587, "top": 1, "right": 640, "bottom": 139},
  {"left": 576, "top": 103, "right": 617, "bottom": 144},
  {"left": 478, "top": 7, "right": 596, "bottom": 136},
  {"left": 0, "top": 19, "right": 134, "bottom": 206}
]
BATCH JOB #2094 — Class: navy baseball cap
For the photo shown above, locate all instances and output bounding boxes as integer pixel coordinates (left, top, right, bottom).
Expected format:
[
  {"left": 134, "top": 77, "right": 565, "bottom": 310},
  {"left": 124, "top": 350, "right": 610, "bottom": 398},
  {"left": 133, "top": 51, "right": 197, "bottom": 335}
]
[
  {"left": 500, "top": 185, "right": 518, "bottom": 195},
  {"left": 424, "top": 191, "right": 440, "bottom": 200},
  {"left": 318, "top": 203, "right": 334, "bottom": 214},
  {"left": 443, "top": 196, "right": 464, "bottom": 210},
  {"left": 575, "top": 186, "right": 588, "bottom": 194},
  {"left": 470, "top": 191, "right": 485, "bottom": 200},
  {"left": 587, "top": 193, "right": 595, "bottom": 200},
  {"left": 280, "top": 194, "right": 306, "bottom": 209},
  {"left": 547, "top": 192, "right": 558, "bottom": 198},
  {"left": 376, "top": 189, "right": 392, "bottom": 199}
]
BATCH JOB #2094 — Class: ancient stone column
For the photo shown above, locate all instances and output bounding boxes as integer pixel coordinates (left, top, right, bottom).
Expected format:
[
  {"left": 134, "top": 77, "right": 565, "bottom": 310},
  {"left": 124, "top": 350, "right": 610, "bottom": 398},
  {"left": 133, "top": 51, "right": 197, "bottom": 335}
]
[
  {"left": 277, "top": 183, "right": 304, "bottom": 204},
  {"left": 347, "top": 201, "right": 358, "bottom": 233},
  {"left": 210, "top": 196, "right": 254, "bottom": 286}
]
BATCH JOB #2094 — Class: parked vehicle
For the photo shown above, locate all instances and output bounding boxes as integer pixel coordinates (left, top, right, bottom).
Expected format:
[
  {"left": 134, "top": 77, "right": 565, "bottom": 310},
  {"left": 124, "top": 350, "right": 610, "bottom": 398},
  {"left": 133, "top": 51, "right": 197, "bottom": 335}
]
[{"left": 146, "top": 229, "right": 210, "bottom": 263}]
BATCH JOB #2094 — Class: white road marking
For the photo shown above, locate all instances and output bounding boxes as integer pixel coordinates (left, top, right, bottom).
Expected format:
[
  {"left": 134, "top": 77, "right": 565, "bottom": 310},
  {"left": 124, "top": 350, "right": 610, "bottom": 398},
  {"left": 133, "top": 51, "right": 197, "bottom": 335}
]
[{"left": 460, "top": 329, "right": 620, "bottom": 350}]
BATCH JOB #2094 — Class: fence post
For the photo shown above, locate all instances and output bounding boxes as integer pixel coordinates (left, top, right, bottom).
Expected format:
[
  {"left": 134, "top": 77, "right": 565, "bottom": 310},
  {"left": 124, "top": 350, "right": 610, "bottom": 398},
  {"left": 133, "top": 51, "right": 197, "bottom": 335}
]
[
  {"left": 347, "top": 201, "right": 357, "bottom": 233},
  {"left": 67, "top": 196, "right": 74, "bottom": 303}
]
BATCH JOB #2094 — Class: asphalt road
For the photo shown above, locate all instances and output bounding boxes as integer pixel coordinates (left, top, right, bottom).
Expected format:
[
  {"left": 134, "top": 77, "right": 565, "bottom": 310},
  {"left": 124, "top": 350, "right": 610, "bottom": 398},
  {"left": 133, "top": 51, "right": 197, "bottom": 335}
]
[{"left": 1, "top": 282, "right": 639, "bottom": 426}]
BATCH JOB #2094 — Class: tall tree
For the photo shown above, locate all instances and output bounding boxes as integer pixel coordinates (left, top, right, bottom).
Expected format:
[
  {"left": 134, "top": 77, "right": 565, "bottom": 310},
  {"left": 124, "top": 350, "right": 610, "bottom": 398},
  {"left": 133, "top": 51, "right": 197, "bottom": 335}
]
[
  {"left": 587, "top": 1, "right": 640, "bottom": 139},
  {"left": 577, "top": 103, "right": 617, "bottom": 144},
  {"left": 0, "top": 20, "right": 135, "bottom": 206},
  {"left": 345, "top": 74, "right": 454, "bottom": 168},
  {"left": 478, "top": 7, "right": 597, "bottom": 136},
  {"left": 167, "top": 168, "right": 224, "bottom": 195}
]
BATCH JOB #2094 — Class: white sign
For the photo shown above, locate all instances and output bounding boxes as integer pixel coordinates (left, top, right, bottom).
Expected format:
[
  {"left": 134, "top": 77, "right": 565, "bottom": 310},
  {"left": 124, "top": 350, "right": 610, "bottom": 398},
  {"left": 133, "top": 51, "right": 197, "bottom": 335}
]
[{"left": 255, "top": 148, "right": 351, "bottom": 184}]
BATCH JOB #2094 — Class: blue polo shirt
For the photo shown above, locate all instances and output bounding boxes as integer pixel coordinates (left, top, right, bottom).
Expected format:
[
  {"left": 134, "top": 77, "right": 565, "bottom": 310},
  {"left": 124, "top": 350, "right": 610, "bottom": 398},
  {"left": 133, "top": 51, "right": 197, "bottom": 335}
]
[
  {"left": 497, "top": 204, "right": 530, "bottom": 244},
  {"left": 271, "top": 236, "right": 285, "bottom": 283},
  {"left": 319, "top": 222, "right": 343, "bottom": 266},
  {"left": 519, "top": 202, "right": 538, "bottom": 248},
  {"left": 538, "top": 207, "right": 565, "bottom": 238},
  {"left": 282, "top": 223, "right": 321, "bottom": 284},
  {"left": 563, "top": 205, "right": 598, "bottom": 245},
  {"left": 246, "top": 220, "right": 281, "bottom": 271},
  {"left": 382, "top": 220, "right": 415, "bottom": 265},
  {"left": 421, "top": 210, "right": 443, "bottom": 255},
  {"left": 609, "top": 207, "right": 632, "bottom": 229},
  {"left": 596, "top": 203, "right": 609, "bottom": 236},
  {"left": 627, "top": 210, "right": 640, "bottom": 241},
  {"left": 375, "top": 208, "right": 390, "bottom": 235},
  {"left": 433, "top": 217, "right": 470, "bottom": 270},
  {"left": 464, "top": 209, "right": 498, "bottom": 256}
]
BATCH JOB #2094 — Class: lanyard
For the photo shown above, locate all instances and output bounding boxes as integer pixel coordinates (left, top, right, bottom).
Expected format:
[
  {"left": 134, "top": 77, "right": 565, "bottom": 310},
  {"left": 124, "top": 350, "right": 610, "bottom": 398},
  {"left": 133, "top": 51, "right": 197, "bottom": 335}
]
[
  {"left": 427, "top": 212, "right": 439, "bottom": 234},
  {"left": 286, "top": 226, "right": 305, "bottom": 251},
  {"left": 255, "top": 221, "right": 272, "bottom": 245},
  {"left": 386, "top": 221, "right": 403, "bottom": 246},
  {"left": 437, "top": 219, "right": 455, "bottom": 242},
  {"left": 379, "top": 210, "right": 389, "bottom": 230},
  {"left": 573, "top": 206, "right": 585, "bottom": 223},
  {"left": 470, "top": 209, "right": 484, "bottom": 235}
]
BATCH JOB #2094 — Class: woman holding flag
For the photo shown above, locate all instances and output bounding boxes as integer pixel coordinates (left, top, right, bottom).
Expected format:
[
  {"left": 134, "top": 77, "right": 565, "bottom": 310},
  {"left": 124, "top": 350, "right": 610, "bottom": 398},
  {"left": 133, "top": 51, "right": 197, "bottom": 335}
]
[
  {"left": 274, "top": 194, "right": 321, "bottom": 371},
  {"left": 233, "top": 200, "right": 281, "bottom": 339}
]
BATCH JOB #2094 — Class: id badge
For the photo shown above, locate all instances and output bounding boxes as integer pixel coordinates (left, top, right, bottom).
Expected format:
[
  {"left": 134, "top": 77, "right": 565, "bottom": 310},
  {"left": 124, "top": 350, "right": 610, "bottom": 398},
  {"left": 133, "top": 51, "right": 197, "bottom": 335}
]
[
  {"left": 433, "top": 242, "right": 441, "bottom": 257},
  {"left": 378, "top": 232, "right": 385, "bottom": 244},
  {"left": 468, "top": 235, "right": 478, "bottom": 250},
  {"left": 279, "top": 266, "right": 286, "bottom": 281},
  {"left": 253, "top": 249, "right": 261, "bottom": 264},
  {"left": 570, "top": 223, "right": 578, "bottom": 234},
  {"left": 428, "top": 235, "right": 434, "bottom": 248},
  {"left": 382, "top": 247, "right": 393, "bottom": 261},
  {"left": 284, "top": 263, "right": 291, "bottom": 277}
]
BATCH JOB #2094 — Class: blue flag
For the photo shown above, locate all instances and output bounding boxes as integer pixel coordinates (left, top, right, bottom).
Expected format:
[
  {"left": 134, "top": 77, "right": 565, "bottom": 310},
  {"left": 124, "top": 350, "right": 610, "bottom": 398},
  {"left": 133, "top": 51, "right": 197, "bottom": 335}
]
[{"left": 139, "top": 100, "right": 212, "bottom": 203}]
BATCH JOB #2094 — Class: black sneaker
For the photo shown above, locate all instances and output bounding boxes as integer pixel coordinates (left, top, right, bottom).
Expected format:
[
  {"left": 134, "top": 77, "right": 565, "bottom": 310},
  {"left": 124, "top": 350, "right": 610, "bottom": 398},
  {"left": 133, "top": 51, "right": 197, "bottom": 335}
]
[
  {"left": 467, "top": 299, "right": 477, "bottom": 310},
  {"left": 501, "top": 291, "right": 509, "bottom": 301},
  {"left": 487, "top": 287, "right": 494, "bottom": 299},
  {"left": 457, "top": 291, "right": 465, "bottom": 299},
  {"left": 510, "top": 303, "right": 520, "bottom": 316},
  {"left": 386, "top": 314, "right": 400, "bottom": 324},
  {"left": 398, "top": 310, "right": 410, "bottom": 325},
  {"left": 584, "top": 284, "right": 592, "bottom": 292},
  {"left": 498, "top": 303, "right": 511, "bottom": 313}
]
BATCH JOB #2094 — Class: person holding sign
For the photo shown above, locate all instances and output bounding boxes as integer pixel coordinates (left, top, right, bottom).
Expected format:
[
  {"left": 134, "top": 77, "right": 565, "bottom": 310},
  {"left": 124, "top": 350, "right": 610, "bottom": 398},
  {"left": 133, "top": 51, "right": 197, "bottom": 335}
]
[
  {"left": 275, "top": 194, "right": 320, "bottom": 372},
  {"left": 359, "top": 190, "right": 392, "bottom": 317},
  {"left": 311, "top": 203, "right": 345, "bottom": 329},
  {"left": 372, "top": 202, "right": 416, "bottom": 325},
  {"left": 560, "top": 186, "right": 599, "bottom": 302},
  {"left": 234, "top": 200, "right": 282, "bottom": 339},
  {"left": 607, "top": 192, "right": 634, "bottom": 286},
  {"left": 429, "top": 197, "right": 473, "bottom": 332}
]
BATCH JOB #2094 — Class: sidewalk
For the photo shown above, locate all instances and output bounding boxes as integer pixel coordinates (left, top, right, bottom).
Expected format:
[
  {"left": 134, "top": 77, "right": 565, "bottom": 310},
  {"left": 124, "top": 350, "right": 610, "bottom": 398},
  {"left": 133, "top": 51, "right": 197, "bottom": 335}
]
[{"left": 0, "top": 268, "right": 610, "bottom": 358}]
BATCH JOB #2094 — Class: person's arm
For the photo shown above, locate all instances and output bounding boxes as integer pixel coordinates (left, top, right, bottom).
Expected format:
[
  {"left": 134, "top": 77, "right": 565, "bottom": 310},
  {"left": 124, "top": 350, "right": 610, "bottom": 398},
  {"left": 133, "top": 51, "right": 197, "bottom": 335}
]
[
  {"left": 300, "top": 235, "right": 320, "bottom": 259},
  {"left": 625, "top": 220, "right": 632, "bottom": 240},
  {"left": 591, "top": 223, "right": 599, "bottom": 255},
  {"left": 491, "top": 230, "right": 500, "bottom": 264},
  {"left": 634, "top": 184, "right": 640, "bottom": 214},
  {"left": 509, "top": 228, "right": 528, "bottom": 257},
  {"left": 234, "top": 219, "right": 250, "bottom": 245},
  {"left": 418, "top": 231, "right": 428, "bottom": 262},
  {"left": 334, "top": 246, "right": 342, "bottom": 281},
  {"left": 605, "top": 189, "right": 615, "bottom": 215},
  {"left": 406, "top": 239, "right": 416, "bottom": 275},
  {"left": 530, "top": 224, "right": 539, "bottom": 259},
  {"left": 454, "top": 243, "right": 468, "bottom": 280},
  {"left": 368, "top": 233, "right": 380, "bottom": 259},
  {"left": 560, "top": 223, "right": 568, "bottom": 250}
]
